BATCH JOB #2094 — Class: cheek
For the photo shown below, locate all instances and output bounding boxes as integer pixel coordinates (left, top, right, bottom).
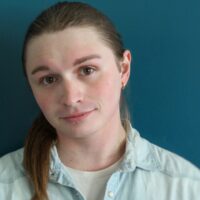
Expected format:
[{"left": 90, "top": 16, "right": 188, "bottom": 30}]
[
  {"left": 92, "top": 72, "right": 121, "bottom": 102},
  {"left": 32, "top": 90, "right": 54, "bottom": 114}
]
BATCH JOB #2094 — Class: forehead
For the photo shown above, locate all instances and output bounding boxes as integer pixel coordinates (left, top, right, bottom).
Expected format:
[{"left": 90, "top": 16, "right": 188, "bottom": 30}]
[{"left": 26, "top": 27, "right": 115, "bottom": 67}]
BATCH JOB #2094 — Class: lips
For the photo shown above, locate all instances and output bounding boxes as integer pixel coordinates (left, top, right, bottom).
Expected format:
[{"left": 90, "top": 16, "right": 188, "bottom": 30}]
[{"left": 60, "top": 109, "right": 95, "bottom": 122}]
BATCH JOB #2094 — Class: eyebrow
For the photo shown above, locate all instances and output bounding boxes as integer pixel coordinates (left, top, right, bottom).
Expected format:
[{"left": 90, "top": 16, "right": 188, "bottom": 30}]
[
  {"left": 31, "top": 66, "right": 50, "bottom": 75},
  {"left": 31, "top": 54, "right": 101, "bottom": 75},
  {"left": 73, "top": 54, "right": 101, "bottom": 66}
]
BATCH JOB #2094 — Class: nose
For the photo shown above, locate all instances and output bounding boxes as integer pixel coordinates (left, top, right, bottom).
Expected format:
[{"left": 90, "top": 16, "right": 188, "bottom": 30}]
[{"left": 60, "top": 79, "right": 83, "bottom": 106}]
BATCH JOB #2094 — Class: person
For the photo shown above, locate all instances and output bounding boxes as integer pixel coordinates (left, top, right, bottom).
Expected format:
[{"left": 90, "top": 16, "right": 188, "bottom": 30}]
[{"left": 0, "top": 1, "right": 200, "bottom": 200}]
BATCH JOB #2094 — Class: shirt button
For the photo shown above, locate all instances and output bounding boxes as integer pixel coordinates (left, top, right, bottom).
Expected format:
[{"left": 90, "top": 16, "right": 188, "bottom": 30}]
[{"left": 107, "top": 191, "right": 114, "bottom": 198}]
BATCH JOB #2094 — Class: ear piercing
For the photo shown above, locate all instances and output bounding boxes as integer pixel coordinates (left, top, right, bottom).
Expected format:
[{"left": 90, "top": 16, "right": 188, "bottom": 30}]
[{"left": 121, "top": 82, "right": 126, "bottom": 90}]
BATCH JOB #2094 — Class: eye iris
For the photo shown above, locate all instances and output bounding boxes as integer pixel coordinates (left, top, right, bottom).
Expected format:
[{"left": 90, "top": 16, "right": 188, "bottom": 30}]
[
  {"left": 45, "top": 77, "right": 55, "bottom": 84},
  {"left": 84, "top": 67, "right": 93, "bottom": 74}
]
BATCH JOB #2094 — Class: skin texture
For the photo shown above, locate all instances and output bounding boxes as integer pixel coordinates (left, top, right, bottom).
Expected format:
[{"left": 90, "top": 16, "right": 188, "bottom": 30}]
[{"left": 25, "top": 27, "right": 131, "bottom": 171}]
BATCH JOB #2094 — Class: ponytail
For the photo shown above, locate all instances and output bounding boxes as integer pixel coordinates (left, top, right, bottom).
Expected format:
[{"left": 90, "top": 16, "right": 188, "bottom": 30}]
[{"left": 23, "top": 113, "right": 56, "bottom": 200}]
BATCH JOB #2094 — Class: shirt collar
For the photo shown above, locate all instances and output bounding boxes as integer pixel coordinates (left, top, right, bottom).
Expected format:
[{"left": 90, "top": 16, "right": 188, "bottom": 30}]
[
  {"left": 120, "top": 125, "right": 161, "bottom": 172},
  {"left": 49, "top": 124, "right": 161, "bottom": 179}
]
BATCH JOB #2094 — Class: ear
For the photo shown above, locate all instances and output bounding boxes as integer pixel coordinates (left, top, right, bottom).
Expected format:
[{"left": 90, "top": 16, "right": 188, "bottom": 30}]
[{"left": 120, "top": 50, "right": 131, "bottom": 89}]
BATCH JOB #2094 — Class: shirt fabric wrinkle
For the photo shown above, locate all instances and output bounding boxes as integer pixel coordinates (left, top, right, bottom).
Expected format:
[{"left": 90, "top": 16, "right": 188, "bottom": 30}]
[{"left": 0, "top": 125, "right": 200, "bottom": 200}]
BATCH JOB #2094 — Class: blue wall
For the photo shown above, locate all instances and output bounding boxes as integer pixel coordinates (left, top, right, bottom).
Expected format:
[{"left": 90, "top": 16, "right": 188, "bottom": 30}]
[{"left": 0, "top": 0, "right": 200, "bottom": 167}]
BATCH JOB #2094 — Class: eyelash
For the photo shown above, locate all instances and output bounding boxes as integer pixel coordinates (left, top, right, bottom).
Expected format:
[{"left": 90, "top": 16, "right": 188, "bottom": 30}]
[
  {"left": 38, "top": 66, "right": 96, "bottom": 86},
  {"left": 39, "top": 75, "right": 58, "bottom": 86},
  {"left": 79, "top": 65, "right": 96, "bottom": 76}
]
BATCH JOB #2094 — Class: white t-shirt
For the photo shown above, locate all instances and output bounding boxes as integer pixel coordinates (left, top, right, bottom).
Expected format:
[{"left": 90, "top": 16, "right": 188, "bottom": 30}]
[{"left": 64, "top": 158, "right": 122, "bottom": 200}]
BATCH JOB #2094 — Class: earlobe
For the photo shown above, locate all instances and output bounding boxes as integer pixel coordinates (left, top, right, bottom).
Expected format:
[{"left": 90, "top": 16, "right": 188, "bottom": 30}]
[{"left": 120, "top": 50, "right": 131, "bottom": 89}]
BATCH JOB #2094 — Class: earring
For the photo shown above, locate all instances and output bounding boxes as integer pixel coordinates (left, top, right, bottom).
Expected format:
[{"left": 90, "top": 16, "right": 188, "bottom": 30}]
[{"left": 121, "top": 82, "right": 126, "bottom": 90}]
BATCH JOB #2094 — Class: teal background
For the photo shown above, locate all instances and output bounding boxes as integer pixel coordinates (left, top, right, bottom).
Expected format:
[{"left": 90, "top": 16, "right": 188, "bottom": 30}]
[{"left": 0, "top": 0, "right": 200, "bottom": 167}]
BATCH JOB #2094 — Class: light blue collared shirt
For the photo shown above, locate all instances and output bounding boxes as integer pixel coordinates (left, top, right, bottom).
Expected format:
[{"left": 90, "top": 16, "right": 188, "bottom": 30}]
[{"left": 1, "top": 127, "right": 200, "bottom": 199}]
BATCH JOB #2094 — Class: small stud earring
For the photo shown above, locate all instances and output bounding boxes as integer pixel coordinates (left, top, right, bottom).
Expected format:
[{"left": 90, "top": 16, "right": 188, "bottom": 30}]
[{"left": 121, "top": 82, "right": 126, "bottom": 90}]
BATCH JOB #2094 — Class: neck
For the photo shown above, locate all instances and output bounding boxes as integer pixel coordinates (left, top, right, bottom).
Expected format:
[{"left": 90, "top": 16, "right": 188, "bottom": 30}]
[{"left": 56, "top": 115, "right": 126, "bottom": 171}]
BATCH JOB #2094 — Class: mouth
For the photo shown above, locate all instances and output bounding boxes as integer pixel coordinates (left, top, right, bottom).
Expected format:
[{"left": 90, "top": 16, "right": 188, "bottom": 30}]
[{"left": 60, "top": 109, "right": 95, "bottom": 123}]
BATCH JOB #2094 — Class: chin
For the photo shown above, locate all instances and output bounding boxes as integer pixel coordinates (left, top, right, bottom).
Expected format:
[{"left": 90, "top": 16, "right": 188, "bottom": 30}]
[{"left": 56, "top": 121, "right": 100, "bottom": 139}]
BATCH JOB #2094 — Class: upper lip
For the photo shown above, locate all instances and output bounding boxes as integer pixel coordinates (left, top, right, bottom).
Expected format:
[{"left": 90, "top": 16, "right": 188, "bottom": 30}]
[{"left": 60, "top": 110, "right": 94, "bottom": 119}]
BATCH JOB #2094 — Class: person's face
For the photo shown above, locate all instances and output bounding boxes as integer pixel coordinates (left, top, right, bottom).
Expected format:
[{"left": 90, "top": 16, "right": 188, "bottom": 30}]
[{"left": 25, "top": 27, "right": 131, "bottom": 140}]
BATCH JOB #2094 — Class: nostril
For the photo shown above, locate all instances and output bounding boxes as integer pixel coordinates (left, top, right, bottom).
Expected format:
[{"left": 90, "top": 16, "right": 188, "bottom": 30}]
[{"left": 60, "top": 84, "right": 83, "bottom": 106}]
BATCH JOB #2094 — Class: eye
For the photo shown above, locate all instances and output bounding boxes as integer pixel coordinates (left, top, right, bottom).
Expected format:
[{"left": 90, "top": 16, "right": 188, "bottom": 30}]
[
  {"left": 40, "top": 75, "right": 58, "bottom": 86},
  {"left": 79, "top": 66, "right": 95, "bottom": 76}
]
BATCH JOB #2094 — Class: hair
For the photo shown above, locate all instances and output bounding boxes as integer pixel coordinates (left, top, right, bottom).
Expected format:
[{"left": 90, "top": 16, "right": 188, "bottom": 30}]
[{"left": 22, "top": 1, "right": 130, "bottom": 200}]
